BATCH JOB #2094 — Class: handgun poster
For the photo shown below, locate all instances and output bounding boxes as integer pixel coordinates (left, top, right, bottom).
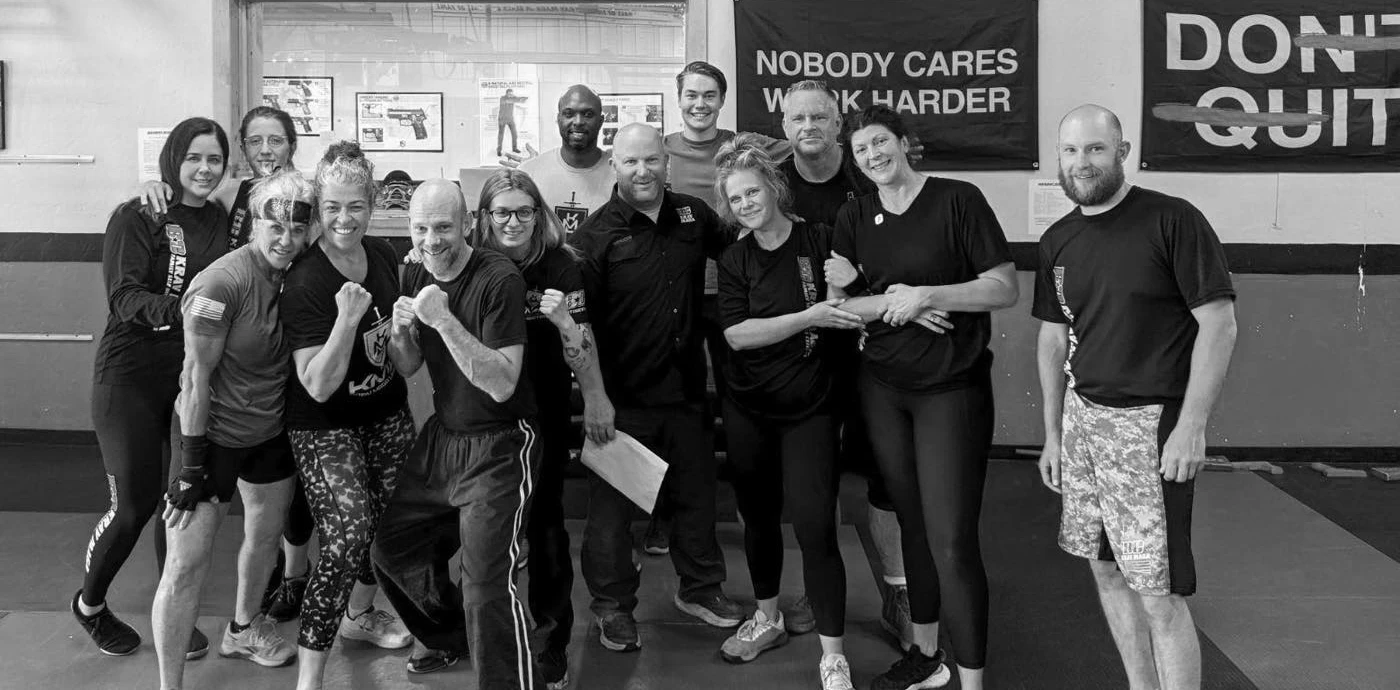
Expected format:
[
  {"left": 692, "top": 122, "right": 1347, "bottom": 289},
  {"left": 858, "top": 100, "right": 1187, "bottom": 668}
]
[
  {"left": 356, "top": 92, "right": 444, "bottom": 152},
  {"left": 598, "top": 93, "right": 663, "bottom": 150},
  {"left": 479, "top": 78, "right": 538, "bottom": 165},
  {"left": 262, "top": 77, "right": 334, "bottom": 137}
]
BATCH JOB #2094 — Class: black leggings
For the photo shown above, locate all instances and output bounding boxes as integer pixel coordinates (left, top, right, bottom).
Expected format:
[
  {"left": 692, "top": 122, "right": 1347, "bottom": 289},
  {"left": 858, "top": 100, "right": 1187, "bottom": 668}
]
[
  {"left": 288, "top": 407, "right": 415, "bottom": 651},
  {"left": 858, "top": 371, "right": 993, "bottom": 670},
  {"left": 83, "top": 381, "right": 175, "bottom": 605},
  {"left": 723, "top": 402, "right": 846, "bottom": 637}
]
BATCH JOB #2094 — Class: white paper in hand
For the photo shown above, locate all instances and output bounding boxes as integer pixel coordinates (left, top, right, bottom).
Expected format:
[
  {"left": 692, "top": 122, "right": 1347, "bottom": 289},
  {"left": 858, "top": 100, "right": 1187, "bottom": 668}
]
[{"left": 581, "top": 431, "right": 668, "bottom": 514}]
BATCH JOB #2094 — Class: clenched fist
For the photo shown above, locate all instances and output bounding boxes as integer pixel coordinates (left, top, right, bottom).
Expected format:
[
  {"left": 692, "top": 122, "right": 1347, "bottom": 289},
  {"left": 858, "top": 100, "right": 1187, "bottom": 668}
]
[
  {"left": 335, "top": 282, "right": 373, "bottom": 322},
  {"left": 539, "top": 288, "right": 574, "bottom": 329},
  {"left": 824, "top": 251, "right": 858, "bottom": 290},
  {"left": 391, "top": 296, "right": 418, "bottom": 337},
  {"left": 413, "top": 284, "right": 453, "bottom": 330}
]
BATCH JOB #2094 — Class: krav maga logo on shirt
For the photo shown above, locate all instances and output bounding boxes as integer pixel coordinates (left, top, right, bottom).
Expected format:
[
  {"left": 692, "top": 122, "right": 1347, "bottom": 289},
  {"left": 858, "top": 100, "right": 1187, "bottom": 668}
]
[
  {"left": 164, "top": 224, "right": 187, "bottom": 257},
  {"left": 556, "top": 205, "right": 588, "bottom": 233},
  {"left": 677, "top": 206, "right": 695, "bottom": 223}
]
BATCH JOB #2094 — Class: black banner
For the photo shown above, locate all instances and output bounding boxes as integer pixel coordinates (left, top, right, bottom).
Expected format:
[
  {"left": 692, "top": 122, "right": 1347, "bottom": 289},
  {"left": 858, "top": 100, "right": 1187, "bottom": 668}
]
[
  {"left": 734, "top": 0, "right": 1038, "bottom": 171},
  {"left": 1143, "top": 1, "right": 1400, "bottom": 171}
]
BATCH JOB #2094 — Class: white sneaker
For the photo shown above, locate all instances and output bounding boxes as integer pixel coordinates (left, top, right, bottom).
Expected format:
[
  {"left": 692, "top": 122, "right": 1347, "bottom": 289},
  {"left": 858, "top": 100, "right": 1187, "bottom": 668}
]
[
  {"left": 719, "top": 609, "right": 788, "bottom": 663},
  {"left": 820, "top": 653, "right": 855, "bottom": 690},
  {"left": 219, "top": 613, "right": 296, "bottom": 667},
  {"left": 339, "top": 606, "right": 413, "bottom": 649}
]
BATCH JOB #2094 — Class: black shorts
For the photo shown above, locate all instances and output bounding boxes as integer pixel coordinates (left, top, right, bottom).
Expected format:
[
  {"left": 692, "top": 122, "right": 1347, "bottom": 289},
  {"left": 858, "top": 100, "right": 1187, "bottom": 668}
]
[{"left": 171, "top": 420, "right": 297, "bottom": 503}]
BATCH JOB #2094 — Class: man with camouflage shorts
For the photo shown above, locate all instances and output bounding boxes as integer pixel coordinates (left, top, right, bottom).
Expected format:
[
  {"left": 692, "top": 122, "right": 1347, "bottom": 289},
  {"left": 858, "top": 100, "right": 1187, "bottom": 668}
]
[{"left": 1034, "top": 105, "right": 1237, "bottom": 690}]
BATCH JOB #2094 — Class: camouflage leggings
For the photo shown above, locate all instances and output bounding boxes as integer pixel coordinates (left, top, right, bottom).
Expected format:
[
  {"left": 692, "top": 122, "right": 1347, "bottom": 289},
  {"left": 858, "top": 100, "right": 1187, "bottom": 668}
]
[{"left": 288, "top": 407, "right": 416, "bottom": 651}]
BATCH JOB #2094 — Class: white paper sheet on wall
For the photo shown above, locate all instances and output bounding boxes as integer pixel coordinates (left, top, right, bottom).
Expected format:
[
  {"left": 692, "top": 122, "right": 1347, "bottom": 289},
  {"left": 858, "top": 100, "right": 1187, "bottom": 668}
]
[
  {"left": 1027, "top": 178, "right": 1078, "bottom": 238},
  {"left": 138, "top": 128, "right": 172, "bottom": 182}
]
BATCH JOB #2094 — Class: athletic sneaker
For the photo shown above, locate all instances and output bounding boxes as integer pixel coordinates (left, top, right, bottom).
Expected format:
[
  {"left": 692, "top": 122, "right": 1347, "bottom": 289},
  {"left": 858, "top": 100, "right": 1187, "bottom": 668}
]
[
  {"left": 820, "top": 653, "right": 856, "bottom": 690},
  {"left": 596, "top": 612, "right": 641, "bottom": 652},
  {"left": 880, "top": 584, "right": 914, "bottom": 651},
  {"left": 219, "top": 613, "right": 296, "bottom": 667},
  {"left": 71, "top": 589, "right": 140, "bottom": 656},
  {"left": 785, "top": 595, "right": 816, "bottom": 635},
  {"left": 719, "top": 609, "right": 788, "bottom": 663},
  {"left": 539, "top": 646, "right": 569, "bottom": 689},
  {"left": 339, "top": 606, "right": 413, "bottom": 649},
  {"left": 642, "top": 519, "right": 670, "bottom": 555},
  {"left": 187, "top": 627, "right": 209, "bottom": 661},
  {"left": 673, "top": 591, "right": 744, "bottom": 628},
  {"left": 870, "top": 646, "right": 951, "bottom": 690},
  {"left": 264, "top": 574, "right": 307, "bottom": 622},
  {"left": 406, "top": 641, "right": 461, "bottom": 674}
]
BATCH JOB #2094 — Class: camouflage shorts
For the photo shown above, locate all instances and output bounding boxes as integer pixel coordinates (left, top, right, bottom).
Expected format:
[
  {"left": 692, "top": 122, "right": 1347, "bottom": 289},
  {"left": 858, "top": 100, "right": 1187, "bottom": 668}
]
[{"left": 1059, "top": 391, "right": 1196, "bottom": 597}]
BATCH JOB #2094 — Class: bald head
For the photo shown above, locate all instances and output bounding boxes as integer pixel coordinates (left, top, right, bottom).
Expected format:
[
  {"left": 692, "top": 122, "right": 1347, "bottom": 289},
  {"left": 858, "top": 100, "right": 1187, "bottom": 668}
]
[
  {"left": 410, "top": 178, "right": 466, "bottom": 220},
  {"left": 1059, "top": 104, "right": 1123, "bottom": 146},
  {"left": 558, "top": 85, "right": 601, "bottom": 112},
  {"left": 614, "top": 123, "right": 663, "bottom": 155},
  {"left": 611, "top": 124, "right": 667, "bottom": 211}
]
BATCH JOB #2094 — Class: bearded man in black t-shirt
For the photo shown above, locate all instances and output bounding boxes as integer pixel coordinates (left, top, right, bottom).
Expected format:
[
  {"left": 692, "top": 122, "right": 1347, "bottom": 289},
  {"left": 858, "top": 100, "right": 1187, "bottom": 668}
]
[
  {"left": 372, "top": 179, "right": 542, "bottom": 690},
  {"left": 1034, "top": 105, "right": 1237, "bottom": 690}
]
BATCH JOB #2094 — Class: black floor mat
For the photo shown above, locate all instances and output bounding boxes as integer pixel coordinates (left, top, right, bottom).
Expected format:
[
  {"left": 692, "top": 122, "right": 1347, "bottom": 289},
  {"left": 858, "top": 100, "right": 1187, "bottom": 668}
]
[{"left": 1263, "top": 462, "right": 1400, "bottom": 564}]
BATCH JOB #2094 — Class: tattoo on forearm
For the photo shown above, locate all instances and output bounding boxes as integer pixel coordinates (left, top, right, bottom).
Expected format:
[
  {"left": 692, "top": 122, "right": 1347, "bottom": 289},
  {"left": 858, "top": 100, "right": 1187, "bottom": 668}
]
[{"left": 560, "top": 324, "right": 594, "bottom": 372}]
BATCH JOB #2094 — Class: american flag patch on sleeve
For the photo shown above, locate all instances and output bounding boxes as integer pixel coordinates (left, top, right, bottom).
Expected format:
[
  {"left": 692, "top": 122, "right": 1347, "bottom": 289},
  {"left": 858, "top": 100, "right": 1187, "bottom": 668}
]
[{"left": 188, "top": 295, "right": 227, "bottom": 321}]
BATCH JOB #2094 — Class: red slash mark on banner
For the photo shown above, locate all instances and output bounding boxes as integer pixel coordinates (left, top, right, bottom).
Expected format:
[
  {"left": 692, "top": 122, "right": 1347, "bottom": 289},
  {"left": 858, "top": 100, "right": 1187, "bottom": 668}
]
[{"left": 1293, "top": 34, "right": 1400, "bottom": 51}]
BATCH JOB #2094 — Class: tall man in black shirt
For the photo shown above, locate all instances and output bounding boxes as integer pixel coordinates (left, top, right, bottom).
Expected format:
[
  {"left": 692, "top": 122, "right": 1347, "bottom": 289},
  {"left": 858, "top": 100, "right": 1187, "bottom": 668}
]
[
  {"left": 571, "top": 123, "right": 744, "bottom": 652},
  {"left": 1035, "top": 105, "right": 1237, "bottom": 690},
  {"left": 374, "top": 179, "right": 541, "bottom": 689},
  {"left": 778, "top": 80, "right": 916, "bottom": 649}
]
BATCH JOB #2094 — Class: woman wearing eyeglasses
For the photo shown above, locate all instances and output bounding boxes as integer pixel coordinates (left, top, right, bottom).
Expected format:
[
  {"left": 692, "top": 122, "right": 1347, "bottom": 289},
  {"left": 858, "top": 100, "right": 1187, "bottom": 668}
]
[
  {"left": 467, "top": 168, "right": 614, "bottom": 690},
  {"left": 143, "top": 106, "right": 319, "bottom": 615}
]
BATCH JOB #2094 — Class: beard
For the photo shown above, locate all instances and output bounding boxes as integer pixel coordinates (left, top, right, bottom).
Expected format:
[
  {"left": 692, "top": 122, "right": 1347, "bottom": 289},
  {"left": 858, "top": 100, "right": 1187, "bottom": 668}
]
[
  {"left": 1058, "top": 159, "right": 1125, "bottom": 207},
  {"left": 561, "top": 128, "right": 598, "bottom": 151}
]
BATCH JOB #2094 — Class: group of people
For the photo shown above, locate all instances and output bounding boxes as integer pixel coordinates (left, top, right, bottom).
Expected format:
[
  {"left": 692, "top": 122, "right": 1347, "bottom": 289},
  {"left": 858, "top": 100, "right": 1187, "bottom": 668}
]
[{"left": 73, "top": 59, "right": 1236, "bottom": 690}]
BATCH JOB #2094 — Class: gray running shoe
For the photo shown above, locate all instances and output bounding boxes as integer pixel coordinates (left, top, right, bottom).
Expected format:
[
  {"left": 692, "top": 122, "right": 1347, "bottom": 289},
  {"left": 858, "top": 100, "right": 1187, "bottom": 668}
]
[{"left": 719, "top": 610, "right": 788, "bottom": 663}]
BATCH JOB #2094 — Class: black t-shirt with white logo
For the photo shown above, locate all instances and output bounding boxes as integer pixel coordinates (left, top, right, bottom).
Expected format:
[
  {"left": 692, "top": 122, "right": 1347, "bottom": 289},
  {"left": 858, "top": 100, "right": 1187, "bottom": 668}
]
[
  {"left": 717, "top": 221, "right": 836, "bottom": 421},
  {"left": 779, "top": 150, "right": 875, "bottom": 227},
  {"left": 833, "top": 177, "right": 1013, "bottom": 393},
  {"left": 521, "top": 247, "right": 590, "bottom": 422},
  {"left": 281, "top": 236, "right": 409, "bottom": 429},
  {"left": 403, "top": 248, "right": 536, "bottom": 433},
  {"left": 94, "top": 200, "right": 229, "bottom": 384},
  {"left": 1032, "top": 186, "right": 1235, "bottom": 407}
]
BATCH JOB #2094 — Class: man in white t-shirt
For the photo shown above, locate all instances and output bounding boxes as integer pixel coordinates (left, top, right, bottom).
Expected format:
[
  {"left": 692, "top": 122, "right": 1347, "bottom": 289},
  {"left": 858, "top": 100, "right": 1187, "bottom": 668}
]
[{"left": 519, "top": 85, "right": 615, "bottom": 234}]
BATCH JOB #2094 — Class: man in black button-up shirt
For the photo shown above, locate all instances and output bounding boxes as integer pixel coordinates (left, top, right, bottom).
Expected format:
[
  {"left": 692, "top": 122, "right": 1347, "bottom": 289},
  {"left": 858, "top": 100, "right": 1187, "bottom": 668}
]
[{"left": 570, "top": 124, "right": 742, "bottom": 651}]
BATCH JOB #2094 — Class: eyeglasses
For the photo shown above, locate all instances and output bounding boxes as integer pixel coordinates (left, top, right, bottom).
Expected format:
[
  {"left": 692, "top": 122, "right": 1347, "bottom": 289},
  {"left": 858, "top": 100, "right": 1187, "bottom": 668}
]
[
  {"left": 244, "top": 135, "right": 289, "bottom": 149},
  {"left": 489, "top": 207, "right": 537, "bottom": 223}
]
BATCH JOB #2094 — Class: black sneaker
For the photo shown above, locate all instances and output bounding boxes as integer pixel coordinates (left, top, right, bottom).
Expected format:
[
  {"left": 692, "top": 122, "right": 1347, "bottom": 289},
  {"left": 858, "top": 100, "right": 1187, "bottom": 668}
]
[
  {"left": 539, "top": 646, "right": 569, "bottom": 689},
  {"left": 673, "top": 591, "right": 744, "bottom": 628},
  {"left": 642, "top": 518, "right": 670, "bottom": 555},
  {"left": 596, "top": 612, "right": 641, "bottom": 652},
  {"left": 265, "top": 574, "right": 308, "bottom": 622},
  {"left": 406, "top": 641, "right": 462, "bottom": 674},
  {"left": 71, "top": 589, "right": 141, "bottom": 656},
  {"left": 870, "top": 646, "right": 952, "bottom": 690},
  {"left": 187, "top": 626, "right": 209, "bottom": 660}
]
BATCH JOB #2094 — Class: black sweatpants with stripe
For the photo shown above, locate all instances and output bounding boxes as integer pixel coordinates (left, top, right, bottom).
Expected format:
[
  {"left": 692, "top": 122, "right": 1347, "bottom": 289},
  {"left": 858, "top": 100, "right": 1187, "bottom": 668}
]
[{"left": 371, "top": 416, "right": 541, "bottom": 690}]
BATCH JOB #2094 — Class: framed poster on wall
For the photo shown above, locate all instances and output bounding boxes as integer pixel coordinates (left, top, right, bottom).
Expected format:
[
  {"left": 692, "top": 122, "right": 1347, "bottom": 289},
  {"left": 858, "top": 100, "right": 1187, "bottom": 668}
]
[
  {"left": 262, "top": 76, "right": 333, "bottom": 137},
  {"left": 598, "top": 92, "right": 664, "bottom": 150},
  {"left": 356, "top": 92, "right": 444, "bottom": 152}
]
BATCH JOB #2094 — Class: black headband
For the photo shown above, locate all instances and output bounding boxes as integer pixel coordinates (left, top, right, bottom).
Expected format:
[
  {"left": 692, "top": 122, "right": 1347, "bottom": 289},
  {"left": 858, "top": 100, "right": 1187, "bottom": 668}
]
[{"left": 254, "top": 197, "right": 313, "bottom": 225}]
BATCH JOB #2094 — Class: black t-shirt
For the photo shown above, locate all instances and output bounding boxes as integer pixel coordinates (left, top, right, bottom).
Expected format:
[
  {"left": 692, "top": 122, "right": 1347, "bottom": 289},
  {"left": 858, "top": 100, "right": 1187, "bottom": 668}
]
[
  {"left": 717, "top": 221, "right": 836, "bottom": 420},
  {"left": 833, "top": 178, "right": 1013, "bottom": 393},
  {"left": 403, "top": 248, "right": 536, "bottom": 433},
  {"left": 779, "top": 150, "right": 875, "bottom": 227},
  {"left": 94, "top": 200, "right": 229, "bottom": 384},
  {"left": 521, "top": 247, "right": 590, "bottom": 422},
  {"left": 227, "top": 178, "right": 256, "bottom": 250},
  {"left": 281, "top": 237, "right": 409, "bottom": 429},
  {"left": 1032, "top": 186, "right": 1235, "bottom": 407},
  {"left": 571, "top": 189, "right": 733, "bottom": 408}
]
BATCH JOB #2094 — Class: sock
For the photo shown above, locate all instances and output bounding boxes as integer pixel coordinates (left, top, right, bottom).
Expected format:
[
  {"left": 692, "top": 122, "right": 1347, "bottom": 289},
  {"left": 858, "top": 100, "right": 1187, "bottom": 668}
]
[
  {"left": 230, "top": 620, "right": 250, "bottom": 634},
  {"left": 883, "top": 575, "right": 908, "bottom": 587},
  {"left": 77, "top": 593, "right": 105, "bottom": 617},
  {"left": 347, "top": 604, "right": 373, "bottom": 619}
]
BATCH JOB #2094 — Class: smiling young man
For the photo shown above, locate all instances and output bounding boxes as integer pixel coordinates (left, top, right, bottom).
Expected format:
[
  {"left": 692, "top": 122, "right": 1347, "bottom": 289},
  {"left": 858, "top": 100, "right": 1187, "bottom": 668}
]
[
  {"left": 570, "top": 123, "right": 744, "bottom": 653},
  {"left": 519, "top": 85, "right": 616, "bottom": 233},
  {"left": 371, "top": 179, "right": 541, "bottom": 690},
  {"left": 1035, "top": 105, "right": 1237, "bottom": 690}
]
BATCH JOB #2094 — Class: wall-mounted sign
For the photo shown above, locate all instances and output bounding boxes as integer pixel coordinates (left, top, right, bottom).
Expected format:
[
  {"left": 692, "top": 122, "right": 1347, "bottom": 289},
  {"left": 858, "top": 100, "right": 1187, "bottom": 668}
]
[
  {"left": 263, "top": 76, "right": 334, "bottom": 137},
  {"left": 734, "top": 0, "right": 1039, "bottom": 171},
  {"left": 479, "top": 78, "right": 539, "bottom": 165},
  {"left": 356, "top": 92, "right": 445, "bottom": 152},
  {"left": 1142, "top": 0, "right": 1400, "bottom": 171},
  {"left": 599, "top": 92, "right": 663, "bottom": 150}
]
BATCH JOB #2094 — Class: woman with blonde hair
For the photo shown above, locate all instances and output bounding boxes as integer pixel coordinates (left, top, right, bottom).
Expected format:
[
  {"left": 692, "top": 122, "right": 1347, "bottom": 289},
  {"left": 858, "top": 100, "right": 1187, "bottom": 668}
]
[{"left": 468, "top": 168, "right": 615, "bottom": 690}]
